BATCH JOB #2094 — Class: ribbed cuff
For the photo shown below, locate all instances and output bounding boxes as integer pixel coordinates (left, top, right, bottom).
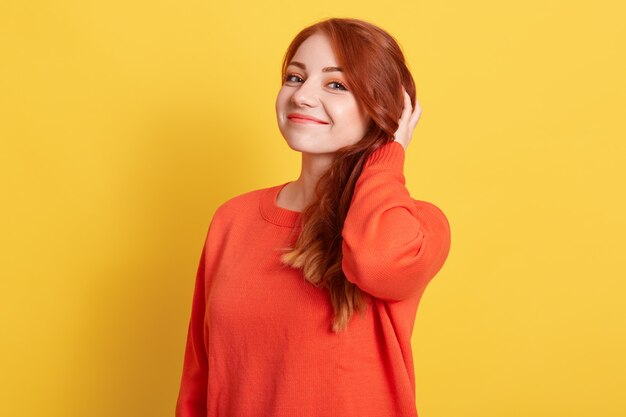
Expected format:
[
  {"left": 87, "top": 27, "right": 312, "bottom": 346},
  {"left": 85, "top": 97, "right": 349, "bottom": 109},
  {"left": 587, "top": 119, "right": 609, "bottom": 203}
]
[{"left": 363, "top": 140, "right": 405, "bottom": 170}]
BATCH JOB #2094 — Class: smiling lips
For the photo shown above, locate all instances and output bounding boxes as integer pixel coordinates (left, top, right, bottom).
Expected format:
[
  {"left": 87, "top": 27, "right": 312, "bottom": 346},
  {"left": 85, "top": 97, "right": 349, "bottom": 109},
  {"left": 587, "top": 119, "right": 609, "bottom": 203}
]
[{"left": 287, "top": 113, "right": 329, "bottom": 125}]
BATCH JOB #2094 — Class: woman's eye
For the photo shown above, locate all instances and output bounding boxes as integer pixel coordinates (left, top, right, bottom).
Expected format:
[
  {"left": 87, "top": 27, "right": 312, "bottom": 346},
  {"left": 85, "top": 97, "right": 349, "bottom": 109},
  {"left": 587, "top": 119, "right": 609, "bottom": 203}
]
[
  {"left": 328, "top": 81, "right": 348, "bottom": 91},
  {"left": 285, "top": 74, "right": 302, "bottom": 83},
  {"left": 284, "top": 73, "right": 348, "bottom": 91}
]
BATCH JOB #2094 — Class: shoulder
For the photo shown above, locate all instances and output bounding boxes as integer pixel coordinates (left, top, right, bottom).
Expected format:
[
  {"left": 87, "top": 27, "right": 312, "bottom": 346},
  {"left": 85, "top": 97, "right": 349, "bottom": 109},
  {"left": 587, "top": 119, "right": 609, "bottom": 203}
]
[{"left": 211, "top": 184, "right": 273, "bottom": 225}]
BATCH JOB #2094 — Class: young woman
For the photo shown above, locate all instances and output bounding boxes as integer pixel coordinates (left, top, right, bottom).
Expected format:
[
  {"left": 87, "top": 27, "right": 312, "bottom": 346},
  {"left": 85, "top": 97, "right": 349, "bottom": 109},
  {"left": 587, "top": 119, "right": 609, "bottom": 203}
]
[{"left": 176, "top": 17, "right": 451, "bottom": 417}]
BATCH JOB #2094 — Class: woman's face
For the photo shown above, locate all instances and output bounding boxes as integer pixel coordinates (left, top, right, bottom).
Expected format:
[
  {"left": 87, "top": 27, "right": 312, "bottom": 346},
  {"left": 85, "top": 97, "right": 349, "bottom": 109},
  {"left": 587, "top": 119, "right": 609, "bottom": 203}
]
[{"left": 275, "top": 32, "right": 371, "bottom": 154}]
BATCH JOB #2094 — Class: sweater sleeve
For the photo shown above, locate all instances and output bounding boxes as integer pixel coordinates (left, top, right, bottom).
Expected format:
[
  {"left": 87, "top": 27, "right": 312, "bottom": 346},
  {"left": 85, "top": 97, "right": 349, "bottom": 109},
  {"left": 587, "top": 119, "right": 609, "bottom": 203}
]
[
  {"left": 341, "top": 141, "right": 451, "bottom": 302},
  {"left": 175, "top": 231, "right": 210, "bottom": 417}
]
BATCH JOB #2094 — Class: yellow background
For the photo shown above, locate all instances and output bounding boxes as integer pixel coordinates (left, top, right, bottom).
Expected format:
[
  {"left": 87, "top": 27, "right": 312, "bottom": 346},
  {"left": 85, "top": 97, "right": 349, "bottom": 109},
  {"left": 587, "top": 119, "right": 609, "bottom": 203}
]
[{"left": 1, "top": 1, "right": 625, "bottom": 416}]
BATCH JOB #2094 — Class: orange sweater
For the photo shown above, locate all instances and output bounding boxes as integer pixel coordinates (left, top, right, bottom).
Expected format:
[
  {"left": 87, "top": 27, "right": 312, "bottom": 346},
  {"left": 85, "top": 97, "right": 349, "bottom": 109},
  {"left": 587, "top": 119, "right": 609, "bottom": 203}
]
[{"left": 175, "top": 141, "right": 451, "bottom": 417}]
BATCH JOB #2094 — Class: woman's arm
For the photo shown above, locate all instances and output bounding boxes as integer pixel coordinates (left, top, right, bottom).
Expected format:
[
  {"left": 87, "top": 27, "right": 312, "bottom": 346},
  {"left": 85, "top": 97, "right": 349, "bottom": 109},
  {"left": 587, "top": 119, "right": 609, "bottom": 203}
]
[
  {"left": 341, "top": 141, "right": 451, "bottom": 301},
  {"left": 175, "top": 233, "right": 210, "bottom": 417}
]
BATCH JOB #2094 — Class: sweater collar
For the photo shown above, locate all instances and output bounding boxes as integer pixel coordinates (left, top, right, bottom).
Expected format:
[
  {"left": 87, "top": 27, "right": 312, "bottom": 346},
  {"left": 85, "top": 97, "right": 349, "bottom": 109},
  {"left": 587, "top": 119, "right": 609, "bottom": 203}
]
[{"left": 259, "top": 182, "right": 302, "bottom": 228}]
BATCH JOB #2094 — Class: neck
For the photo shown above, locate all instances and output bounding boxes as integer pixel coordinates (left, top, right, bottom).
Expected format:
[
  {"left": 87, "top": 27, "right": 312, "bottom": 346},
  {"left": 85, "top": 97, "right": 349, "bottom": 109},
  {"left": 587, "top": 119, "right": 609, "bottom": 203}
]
[{"left": 279, "top": 151, "right": 335, "bottom": 211}]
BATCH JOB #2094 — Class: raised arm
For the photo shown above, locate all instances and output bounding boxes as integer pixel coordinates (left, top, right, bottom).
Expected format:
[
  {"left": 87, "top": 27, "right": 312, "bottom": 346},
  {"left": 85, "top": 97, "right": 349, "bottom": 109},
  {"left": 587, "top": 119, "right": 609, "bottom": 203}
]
[{"left": 341, "top": 140, "right": 451, "bottom": 302}]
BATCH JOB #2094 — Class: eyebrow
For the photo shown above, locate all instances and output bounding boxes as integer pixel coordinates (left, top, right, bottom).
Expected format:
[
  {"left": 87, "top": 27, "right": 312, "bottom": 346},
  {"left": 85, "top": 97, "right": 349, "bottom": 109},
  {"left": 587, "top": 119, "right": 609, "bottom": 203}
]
[{"left": 287, "top": 61, "right": 343, "bottom": 72}]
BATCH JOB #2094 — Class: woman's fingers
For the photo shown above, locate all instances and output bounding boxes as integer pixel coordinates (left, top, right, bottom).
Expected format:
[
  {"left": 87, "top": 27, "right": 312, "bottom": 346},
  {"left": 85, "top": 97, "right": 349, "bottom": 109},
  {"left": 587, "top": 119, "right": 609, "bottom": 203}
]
[
  {"left": 394, "top": 87, "right": 422, "bottom": 150},
  {"left": 402, "top": 90, "right": 412, "bottom": 121},
  {"left": 397, "top": 90, "right": 411, "bottom": 132},
  {"left": 409, "top": 94, "right": 422, "bottom": 130}
]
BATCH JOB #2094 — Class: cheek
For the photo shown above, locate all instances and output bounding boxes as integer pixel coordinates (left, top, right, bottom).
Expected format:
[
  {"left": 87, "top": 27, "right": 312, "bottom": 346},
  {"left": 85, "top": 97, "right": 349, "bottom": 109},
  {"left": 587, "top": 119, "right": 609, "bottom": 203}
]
[
  {"left": 276, "top": 88, "right": 289, "bottom": 110},
  {"left": 331, "top": 102, "right": 366, "bottom": 130}
]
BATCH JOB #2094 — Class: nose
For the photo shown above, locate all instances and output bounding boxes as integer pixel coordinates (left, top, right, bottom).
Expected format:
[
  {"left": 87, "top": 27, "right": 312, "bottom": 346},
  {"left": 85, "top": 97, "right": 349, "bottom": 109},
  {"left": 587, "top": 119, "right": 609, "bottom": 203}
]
[{"left": 290, "top": 79, "right": 319, "bottom": 108}]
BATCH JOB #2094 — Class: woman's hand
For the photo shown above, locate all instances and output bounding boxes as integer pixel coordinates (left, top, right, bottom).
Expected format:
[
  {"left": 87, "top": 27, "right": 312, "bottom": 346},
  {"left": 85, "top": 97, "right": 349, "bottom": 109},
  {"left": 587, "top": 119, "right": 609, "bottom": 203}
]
[{"left": 393, "top": 88, "right": 422, "bottom": 151}]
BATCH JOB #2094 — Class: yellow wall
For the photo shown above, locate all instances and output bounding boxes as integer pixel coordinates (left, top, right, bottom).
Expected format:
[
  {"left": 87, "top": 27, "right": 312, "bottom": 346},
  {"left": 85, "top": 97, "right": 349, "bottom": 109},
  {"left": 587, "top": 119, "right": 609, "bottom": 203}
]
[{"left": 1, "top": 1, "right": 624, "bottom": 416}]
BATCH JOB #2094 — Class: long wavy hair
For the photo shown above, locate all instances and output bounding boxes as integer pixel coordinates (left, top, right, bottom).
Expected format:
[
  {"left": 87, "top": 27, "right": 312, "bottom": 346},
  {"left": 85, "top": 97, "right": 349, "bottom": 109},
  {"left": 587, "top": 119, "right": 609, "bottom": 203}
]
[{"left": 278, "top": 17, "right": 417, "bottom": 333}]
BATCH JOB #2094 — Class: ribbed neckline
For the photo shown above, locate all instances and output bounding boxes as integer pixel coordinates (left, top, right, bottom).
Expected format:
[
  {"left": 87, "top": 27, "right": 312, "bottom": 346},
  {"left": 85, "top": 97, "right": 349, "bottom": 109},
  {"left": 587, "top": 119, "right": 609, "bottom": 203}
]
[{"left": 259, "top": 181, "right": 302, "bottom": 228}]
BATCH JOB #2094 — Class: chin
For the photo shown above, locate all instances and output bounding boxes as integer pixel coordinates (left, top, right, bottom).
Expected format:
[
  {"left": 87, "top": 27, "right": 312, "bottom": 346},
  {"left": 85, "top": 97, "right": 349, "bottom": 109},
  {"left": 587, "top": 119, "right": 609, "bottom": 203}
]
[
  {"left": 286, "top": 140, "right": 344, "bottom": 156},
  {"left": 282, "top": 139, "right": 309, "bottom": 153}
]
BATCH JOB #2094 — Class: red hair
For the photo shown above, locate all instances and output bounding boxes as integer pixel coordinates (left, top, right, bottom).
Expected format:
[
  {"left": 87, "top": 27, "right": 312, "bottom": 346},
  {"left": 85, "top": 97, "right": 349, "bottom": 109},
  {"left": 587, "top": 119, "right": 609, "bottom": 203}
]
[{"left": 278, "top": 17, "right": 417, "bottom": 333}]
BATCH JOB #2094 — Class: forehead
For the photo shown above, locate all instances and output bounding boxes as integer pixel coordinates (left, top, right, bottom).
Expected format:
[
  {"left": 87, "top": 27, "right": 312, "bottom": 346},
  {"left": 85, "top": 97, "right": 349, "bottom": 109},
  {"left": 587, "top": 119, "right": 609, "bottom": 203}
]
[{"left": 291, "top": 32, "right": 338, "bottom": 67}]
